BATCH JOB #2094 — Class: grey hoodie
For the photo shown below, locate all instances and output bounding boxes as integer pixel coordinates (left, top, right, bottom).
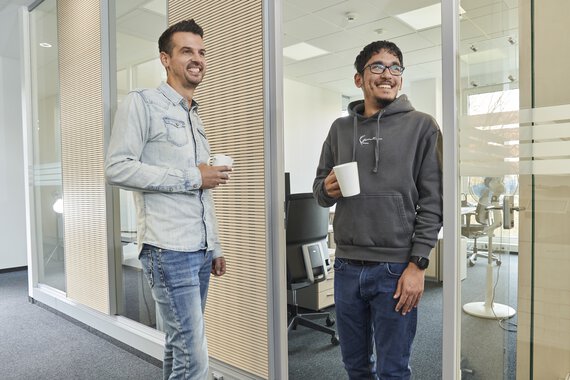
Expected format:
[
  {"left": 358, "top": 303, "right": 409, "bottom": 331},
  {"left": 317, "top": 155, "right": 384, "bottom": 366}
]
[{"left": 313, "top": 95, "right": 443, "bottom": 263}]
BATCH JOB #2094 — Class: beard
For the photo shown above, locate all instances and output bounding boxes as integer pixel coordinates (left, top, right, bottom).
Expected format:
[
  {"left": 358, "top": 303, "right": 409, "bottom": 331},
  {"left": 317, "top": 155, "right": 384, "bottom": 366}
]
[{"left": 375, "top": 95, "right": 397, "bottom": 108}]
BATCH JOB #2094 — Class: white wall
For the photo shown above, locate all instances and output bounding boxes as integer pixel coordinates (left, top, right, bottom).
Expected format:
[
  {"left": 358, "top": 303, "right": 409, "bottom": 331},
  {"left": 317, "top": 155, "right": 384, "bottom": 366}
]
[
  {"left": 0, "top": 55, "right": 27, "bottom": 269},
  {"left": 284, "top": 78, "right": 342, "bottom": 193},
  {"left": 406, "top": 78, "right": 443, "bottom": 127}
]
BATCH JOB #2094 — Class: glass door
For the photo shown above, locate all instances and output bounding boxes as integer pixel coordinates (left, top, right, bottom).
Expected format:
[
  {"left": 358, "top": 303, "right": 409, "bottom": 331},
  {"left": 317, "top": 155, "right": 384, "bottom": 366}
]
[
  {"left": 458, "top": 1, "right": 570, "bottom": 379},
  {"left": 458, "top": 1, "right": 519, "bottom": 378}
]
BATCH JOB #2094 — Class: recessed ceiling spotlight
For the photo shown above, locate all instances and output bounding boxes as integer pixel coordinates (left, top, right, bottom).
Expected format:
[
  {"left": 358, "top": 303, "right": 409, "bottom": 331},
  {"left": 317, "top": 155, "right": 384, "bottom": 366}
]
[
  {"left": 470, "top": 45, "right": 477, "bottom": 52},
  {"left": 508, "top": 75, "right": 516, "bottom": 82},
  {"left": 507, "top": 37, "right": 516, "bottom": 45},
  {"left": 39, "top": 42, "right": 52, "bottom": 48},
  {"left": 470, "top": 81, "right": 478, "bottom": 87},
  {"left": 374, "top": 28, "right": 384, "bottom": 35}
]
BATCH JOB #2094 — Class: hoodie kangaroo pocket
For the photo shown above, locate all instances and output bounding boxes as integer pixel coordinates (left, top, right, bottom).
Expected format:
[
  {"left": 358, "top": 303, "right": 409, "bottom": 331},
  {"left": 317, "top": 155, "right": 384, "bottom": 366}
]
[{"left": 334, "top": 193, "right": 412, "bottom": 248}]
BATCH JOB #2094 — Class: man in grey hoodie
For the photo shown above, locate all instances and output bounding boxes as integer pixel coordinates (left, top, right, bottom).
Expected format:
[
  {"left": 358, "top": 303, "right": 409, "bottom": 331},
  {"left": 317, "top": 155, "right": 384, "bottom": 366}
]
[{"left": 313, "top": 40, "right": 443, "bottom": 379}]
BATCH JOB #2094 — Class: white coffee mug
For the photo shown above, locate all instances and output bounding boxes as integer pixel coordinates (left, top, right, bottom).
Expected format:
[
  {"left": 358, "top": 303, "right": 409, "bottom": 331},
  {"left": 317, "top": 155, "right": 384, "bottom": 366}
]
[
  {"left": 333, "top": 161, "right": 360, "bottom": 197},
  {"left": 209, "top": 154, "right": 234, "bottom": 168}
]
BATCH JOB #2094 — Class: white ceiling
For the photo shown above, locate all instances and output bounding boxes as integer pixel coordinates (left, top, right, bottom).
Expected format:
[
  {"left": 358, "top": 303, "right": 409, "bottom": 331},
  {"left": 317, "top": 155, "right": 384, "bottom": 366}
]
[
  {"left": 2, "top": 0, "right": 518, "bottom": 99},
  {"left": 283, "top": 0, "right": 519, "bottom": 97}
]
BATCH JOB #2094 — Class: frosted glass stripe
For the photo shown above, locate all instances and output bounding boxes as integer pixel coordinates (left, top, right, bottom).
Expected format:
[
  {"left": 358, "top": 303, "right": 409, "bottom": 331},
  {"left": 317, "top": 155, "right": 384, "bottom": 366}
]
[
  {"left": 460, "top": 104, "right": 570, "bottom": 175},
  {"left": 519, "top": 104, "right": 570, "bottom": 123}
]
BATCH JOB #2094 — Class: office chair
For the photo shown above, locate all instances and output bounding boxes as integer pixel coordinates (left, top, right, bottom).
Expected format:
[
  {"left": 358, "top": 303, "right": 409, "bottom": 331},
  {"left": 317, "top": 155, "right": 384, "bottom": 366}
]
[
  {"left": 461, "top": 200, "right": 501, "bottom": 266},
  {"left": 286, "top": 193, "right": 339, "bottom": 346}
]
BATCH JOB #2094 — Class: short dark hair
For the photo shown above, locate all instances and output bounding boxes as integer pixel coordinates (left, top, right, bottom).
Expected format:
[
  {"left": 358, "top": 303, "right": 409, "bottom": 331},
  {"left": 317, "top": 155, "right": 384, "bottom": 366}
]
[
  {"left": 158, "top": 19, "right": 204, "bottom": 55},
  {"left": 354, "top": 40, "right": 403, "bottom": 74}
]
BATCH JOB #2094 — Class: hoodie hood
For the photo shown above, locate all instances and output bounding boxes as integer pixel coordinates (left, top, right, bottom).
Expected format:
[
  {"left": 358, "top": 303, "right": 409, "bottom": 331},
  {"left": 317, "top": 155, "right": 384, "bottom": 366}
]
[{"left": 347, "top": 95, "right": 415, "bottom": 173}]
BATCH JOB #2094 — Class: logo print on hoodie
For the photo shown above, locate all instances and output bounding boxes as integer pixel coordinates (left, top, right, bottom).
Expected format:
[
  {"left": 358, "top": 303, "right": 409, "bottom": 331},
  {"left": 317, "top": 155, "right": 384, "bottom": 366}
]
[{"left": 359, "top": 135, "right": 383, "bottom": 145}]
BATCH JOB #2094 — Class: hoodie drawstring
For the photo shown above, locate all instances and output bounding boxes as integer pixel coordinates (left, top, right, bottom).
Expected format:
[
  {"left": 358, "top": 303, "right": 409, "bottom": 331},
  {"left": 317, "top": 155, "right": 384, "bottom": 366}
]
[
  {"left": 372, "top": 111, "right": 383, "bottom": 173},
  {"left": 353, "top": 110, "right": 384, "bottom": 173},
  {"left": 352, "top": 116, "right": 357, "bottom": 162}
]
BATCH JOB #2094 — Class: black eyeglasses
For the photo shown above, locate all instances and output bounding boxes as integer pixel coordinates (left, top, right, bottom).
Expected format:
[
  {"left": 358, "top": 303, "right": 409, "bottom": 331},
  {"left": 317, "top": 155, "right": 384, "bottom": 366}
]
[{"left": 364, "top": 62, "right": 405, "bottom": 76}]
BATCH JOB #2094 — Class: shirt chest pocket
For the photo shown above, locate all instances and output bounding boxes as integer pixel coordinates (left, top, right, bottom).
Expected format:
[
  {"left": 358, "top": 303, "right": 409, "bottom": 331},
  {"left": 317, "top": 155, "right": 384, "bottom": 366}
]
[{"left": 163, "top": 117, "right": 188, "bottom": 147}]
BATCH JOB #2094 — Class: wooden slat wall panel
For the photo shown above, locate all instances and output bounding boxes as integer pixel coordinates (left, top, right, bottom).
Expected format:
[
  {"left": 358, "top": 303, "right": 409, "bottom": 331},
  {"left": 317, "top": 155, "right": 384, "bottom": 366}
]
[
  {"left": 169, "top": 1, "right": 268, "bottom": 378},
  {"left": 58, "top": 0, "right": 109, "bottom": 314}
]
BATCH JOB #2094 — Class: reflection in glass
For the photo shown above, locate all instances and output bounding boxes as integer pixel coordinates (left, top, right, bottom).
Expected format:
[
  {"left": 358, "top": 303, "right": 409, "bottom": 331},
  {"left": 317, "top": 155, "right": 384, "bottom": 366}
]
[
  {"left": 114, "top": 0, "right": 167, "bottom": 327},
  {"left": 30, "top": 0, "right": 65, "bottom": 291}
]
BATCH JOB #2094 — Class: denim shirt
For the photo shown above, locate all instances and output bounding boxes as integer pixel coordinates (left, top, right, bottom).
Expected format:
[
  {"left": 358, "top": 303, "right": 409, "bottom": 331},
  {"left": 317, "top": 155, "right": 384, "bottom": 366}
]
[{"left": 105, "top": 82, "right": 222, "bottom": 258}]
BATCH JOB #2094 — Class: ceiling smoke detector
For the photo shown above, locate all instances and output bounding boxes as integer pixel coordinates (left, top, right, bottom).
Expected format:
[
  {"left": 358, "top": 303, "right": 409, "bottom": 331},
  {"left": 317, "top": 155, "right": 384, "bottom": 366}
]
[{"left": 345, "top": 12, "right": 357, "bottom": 22}]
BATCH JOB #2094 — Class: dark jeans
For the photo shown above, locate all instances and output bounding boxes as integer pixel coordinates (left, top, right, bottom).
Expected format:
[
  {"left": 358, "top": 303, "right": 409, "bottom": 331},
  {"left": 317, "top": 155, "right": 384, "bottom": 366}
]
[{"left": 334, "top": 258, "right": 417, "bottom": 380}]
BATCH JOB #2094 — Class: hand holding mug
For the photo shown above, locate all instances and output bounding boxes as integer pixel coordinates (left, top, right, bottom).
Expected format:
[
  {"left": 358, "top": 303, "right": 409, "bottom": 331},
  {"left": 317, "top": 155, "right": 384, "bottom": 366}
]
[
  {"left": 199, "top": 154, "right": 233, "bottom": 189},
  {"left": 324, "top": 170, "right": 341, "bottom": 199}
]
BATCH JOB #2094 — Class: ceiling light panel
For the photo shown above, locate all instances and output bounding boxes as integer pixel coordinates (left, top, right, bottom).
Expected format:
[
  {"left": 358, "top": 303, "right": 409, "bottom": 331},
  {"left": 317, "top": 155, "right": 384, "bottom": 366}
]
[
  {"left": 395, "top": 3, "right": 467, "bottom": 31},
  {"left": 395, "top": 4, "right": 442, "bottom": 31},
  {"left": 283, "top": 42, "right": 329, "bottom": 61}
]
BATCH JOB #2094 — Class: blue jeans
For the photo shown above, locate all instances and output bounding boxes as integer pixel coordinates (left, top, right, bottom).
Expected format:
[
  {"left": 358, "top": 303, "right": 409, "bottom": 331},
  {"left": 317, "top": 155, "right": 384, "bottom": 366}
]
[
  {"left": 334, "top": 258, "right": 417, "bottom": 380},
  {"left": 139, "top": 245, "right": 213, "bottom": 380}
]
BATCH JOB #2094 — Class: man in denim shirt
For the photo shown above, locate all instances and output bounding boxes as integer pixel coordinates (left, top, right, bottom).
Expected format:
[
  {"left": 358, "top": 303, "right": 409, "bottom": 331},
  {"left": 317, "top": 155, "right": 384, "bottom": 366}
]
[{"left": 105, "top": 19, "right": 230, "bottom": 380}]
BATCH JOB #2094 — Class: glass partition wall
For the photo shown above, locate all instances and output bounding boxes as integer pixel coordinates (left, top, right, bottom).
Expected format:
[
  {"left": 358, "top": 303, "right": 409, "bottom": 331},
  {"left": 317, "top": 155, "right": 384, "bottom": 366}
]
[
  {"left": 458, "top": 0, "right": 570, "bottom": 379},
  {"left": 458, "top": 1, "right": 520, "bottom": 378},
  {"left": 113, "top": 0, "right": 167, "bottom": 327},
  {"left": 29, "top": 0, "right": 65, "bottom": 291}
]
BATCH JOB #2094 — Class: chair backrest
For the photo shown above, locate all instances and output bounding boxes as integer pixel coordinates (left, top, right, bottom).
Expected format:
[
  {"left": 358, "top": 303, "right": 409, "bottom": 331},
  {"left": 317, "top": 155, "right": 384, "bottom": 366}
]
[
  {"left": 474, "top": 202, "right": 489, "bottom": 225},
  {"left": 285, "top": 193, "right": 330, "bottom": 287}
]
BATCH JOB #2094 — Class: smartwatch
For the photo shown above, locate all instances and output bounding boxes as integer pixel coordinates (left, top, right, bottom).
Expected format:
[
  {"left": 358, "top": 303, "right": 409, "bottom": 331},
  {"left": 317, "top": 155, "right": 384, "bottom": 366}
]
[{"left": 409, "top": 255, "right": 429, "bottom": 270}]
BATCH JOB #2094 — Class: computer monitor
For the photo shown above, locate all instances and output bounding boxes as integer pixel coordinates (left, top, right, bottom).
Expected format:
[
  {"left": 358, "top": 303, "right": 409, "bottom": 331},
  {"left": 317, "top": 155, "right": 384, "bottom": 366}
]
[
  {"left": 286, "top": 193, "right": 329, "bottom": 244},
  {"left": 286, "top": 193, "right": 331, "bottom": 283}
]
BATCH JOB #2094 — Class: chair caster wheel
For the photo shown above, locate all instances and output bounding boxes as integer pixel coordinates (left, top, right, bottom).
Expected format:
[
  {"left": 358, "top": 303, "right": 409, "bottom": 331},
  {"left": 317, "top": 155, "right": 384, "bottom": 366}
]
[
  {"left": 326, "top": 316, "right": 335, "bottom": 326},
  {"left": 331, "top": 335, "right": 340, "bottom": 345},
  {"left": 497, "top": 259, "right": 502, "bottom": 266},
  {"left": 468, "top": 259, "right": 476, "bottom": 267}
]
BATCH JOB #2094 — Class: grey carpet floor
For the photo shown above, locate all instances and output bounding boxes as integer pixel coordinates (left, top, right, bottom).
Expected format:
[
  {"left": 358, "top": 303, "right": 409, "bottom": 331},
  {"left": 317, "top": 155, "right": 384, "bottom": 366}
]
[
  {"left": 0, "top": 252, "right": 518, "bottom": 380},
  {"left": 0, "top": 270, "right": 162, "bottom": 380},
  {"left": 288, "top": 252, "right": 518, "bottom": 380}
]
